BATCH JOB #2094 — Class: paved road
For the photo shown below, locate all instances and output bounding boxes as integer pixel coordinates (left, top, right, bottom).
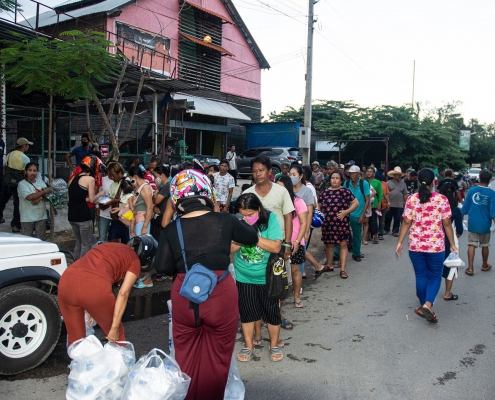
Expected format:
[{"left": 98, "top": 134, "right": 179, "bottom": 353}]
[{"left": 2, "top": 204, "right": 495, "bottom": 399}]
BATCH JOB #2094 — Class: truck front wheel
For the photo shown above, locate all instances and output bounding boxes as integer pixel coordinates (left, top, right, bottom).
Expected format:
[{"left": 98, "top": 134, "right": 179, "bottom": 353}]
[{"left": 0, "top": 286, "right": 62, "bottom": 375}]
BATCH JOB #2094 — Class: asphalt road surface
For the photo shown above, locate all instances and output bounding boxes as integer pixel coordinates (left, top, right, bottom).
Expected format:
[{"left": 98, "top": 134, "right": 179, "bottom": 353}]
[{"left": 1, "top": 222, "right": 495, "bottom": 399}]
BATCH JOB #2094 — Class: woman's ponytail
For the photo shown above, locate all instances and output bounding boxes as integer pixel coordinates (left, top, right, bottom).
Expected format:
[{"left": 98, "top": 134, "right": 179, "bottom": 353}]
[{"left": 417, "top": 168, "right": 435, "bottom": 204}]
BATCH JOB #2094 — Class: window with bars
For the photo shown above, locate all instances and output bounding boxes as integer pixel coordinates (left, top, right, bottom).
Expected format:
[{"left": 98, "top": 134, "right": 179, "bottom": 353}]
[{"left": 178, "top": 5, "right": 222, "bottom": 91}]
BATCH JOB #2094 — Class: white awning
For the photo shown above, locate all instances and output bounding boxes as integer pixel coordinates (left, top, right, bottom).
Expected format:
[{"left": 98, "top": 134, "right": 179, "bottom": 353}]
[{"left": 173, "top": 94, "right": 251, "bottom": 121}]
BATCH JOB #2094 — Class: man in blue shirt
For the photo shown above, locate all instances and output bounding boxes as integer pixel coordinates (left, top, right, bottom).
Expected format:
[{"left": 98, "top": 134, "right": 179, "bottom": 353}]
[
  {"left": 344, "top": 165, "right": 370, "bottom": 262},
  {"left": 65, "top": 133, "right": 93, "bottom": 171},
  {"left": 461, "top": 170, "right": 495, "bottom": 275}
]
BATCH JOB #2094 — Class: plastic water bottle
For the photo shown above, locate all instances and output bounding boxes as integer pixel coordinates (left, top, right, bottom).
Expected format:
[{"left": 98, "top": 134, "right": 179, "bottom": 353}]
[
  {"left": 85, "top": 313, "right": 95, "bottom": 337},
  {"left": 68, "top": 380, "right": 94, "bottom": 396}
]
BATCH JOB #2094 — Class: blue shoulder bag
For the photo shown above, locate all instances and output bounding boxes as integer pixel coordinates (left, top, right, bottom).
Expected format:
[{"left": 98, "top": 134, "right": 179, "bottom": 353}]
[{"left": 176, "top": 218, "right": 229, "bottom": 304}]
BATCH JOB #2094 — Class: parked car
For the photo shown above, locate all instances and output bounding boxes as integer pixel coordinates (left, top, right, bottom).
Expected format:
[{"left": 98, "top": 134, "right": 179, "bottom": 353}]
[
  {"left": 468, "top": 168, "right": 481, "bottom": 182},
  {"left": 190, "top": 154, "right": 221, "bottom": 166},
  {"left": 237, "top": 147, "right": 302, "bottom": 177},
  {"left": 0, "top": 233, "right": 71, "bottom": 375}
]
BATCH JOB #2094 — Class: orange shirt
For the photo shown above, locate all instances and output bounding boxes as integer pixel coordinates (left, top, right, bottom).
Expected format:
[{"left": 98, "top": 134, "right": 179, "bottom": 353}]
[
  {"left": 380, "top": 181, "right": 390, "bottom": 210},
  {"left": 69, "top": 243, "right": 140, "bottom": 284}
]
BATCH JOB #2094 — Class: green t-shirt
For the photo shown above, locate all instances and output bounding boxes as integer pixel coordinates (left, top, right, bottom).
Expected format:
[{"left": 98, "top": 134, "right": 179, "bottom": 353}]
[
  {"left": 367, "top": 178, "right": 383, "bottom": 209},
  {"left": 234, "top": 212, "right": 282, "bottom": 284}
]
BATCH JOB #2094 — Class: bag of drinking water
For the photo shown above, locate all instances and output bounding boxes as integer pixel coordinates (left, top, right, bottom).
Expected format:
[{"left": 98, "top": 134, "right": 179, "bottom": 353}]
[
  {"left": 224, "top": 353, "right": 245, "bottom": 400},
  {"left": 66, "top": 336, "right": 135, "bottom": 400},
  {"left": 120, "top": 348, "right": 190, "bottom": 400}
]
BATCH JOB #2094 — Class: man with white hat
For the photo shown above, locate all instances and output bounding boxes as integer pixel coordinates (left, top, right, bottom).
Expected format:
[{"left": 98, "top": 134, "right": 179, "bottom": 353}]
[
  {"left": 384, "top": 166, "right": 408, "bottom": 237},
  {"left": 0, "top": 137, "right": 33, "bottom": 232}
]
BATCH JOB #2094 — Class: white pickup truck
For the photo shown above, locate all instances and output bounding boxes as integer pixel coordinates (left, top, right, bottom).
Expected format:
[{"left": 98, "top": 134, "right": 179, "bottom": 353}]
[{"left": 0, "top": 232, "right": 71, "bottom": 375}]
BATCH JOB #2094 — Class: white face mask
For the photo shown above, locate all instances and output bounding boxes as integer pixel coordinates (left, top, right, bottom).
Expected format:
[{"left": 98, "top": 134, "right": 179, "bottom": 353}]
[
  {"left": 290, "top": 176, "right": 300, "bottom": 186},
  {"left": 156, "top": 177, "right": 162, "bottom": 186}
]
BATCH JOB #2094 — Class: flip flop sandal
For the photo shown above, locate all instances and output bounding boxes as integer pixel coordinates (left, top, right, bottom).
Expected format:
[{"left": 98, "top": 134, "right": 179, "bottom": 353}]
[
  {"left": 421, "top": 306, "right": 438, "bottom": 323},
  {"left": 414, "top": 307, "right": 426, "bottom": 318},
  {"left": 269, "top": 347, "right": 284, "bottom": 362},
  {"left": 481, "top": 262, "right": 492, "bottom": 271},
  {"left": 362, "top": 240, "right": 368, "bottom": 245},
  {"left": 443, "top": 294, "right": 458, "bottom": 301},
  {"left": 133, "top": 281, "right": 153, "bottom": 289},
  {"left": 253, "top": 337, "right": 262, "bottom": 346},
  {"left": 237, "top": 348, "right": 254, "bottom": 362},
  {"left": 156, "top": 275, "right": 173, "bottom": 282},
  {"left": 340, "top": 270, "right": 348, "bottom": 279},
  {"left": 281, "top": 318, "right": 294, "bottom": 330},
  {"left": 313, "top": 268, "right": 325, "bottom": 281},
  {"left": 465, "top": 269, "right": 474, "bottom": 276},
  {"left": 294, "top": 301, "right": 304, "bottom": 308}
]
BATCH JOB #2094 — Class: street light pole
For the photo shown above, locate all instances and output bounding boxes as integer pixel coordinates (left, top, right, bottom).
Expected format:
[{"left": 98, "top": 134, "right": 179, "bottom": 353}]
[{"left": 302, "top": 0, "right": 316, "bottom": 165}]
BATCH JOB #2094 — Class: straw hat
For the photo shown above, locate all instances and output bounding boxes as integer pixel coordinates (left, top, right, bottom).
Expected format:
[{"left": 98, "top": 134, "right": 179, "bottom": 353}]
[{"left": 387, "top": 166, "right": 406, "bottom": 177}]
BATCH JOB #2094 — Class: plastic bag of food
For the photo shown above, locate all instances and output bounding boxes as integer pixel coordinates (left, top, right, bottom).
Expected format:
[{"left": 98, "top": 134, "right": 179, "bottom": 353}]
[{"left": 121, "top": 348, "right": 190, "bottom": 400}]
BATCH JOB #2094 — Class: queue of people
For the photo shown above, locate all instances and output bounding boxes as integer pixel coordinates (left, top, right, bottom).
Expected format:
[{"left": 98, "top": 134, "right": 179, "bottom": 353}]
[{"left": 4, "top": 132, "right": 494, "bottom": 399}]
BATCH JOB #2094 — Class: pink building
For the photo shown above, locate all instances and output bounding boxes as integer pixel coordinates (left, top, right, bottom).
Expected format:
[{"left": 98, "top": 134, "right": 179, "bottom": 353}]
[{"left": 25, "top": 0, "right": 269, "bottom": 158}]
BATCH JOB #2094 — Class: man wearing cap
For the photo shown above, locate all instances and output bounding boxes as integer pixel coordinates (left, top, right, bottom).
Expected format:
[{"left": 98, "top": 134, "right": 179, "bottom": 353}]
[
  {"left": 344, "top": 165, "right": 370, "bottom": 262},
  {"left": 65, "top": 133, "right": 93, "bottom": 172},
  {"left": 0, "top": 137, "right": 32, "bottom": 231},
  {"left": 384, "top": 167, "right": 408, "bottom": 237}
]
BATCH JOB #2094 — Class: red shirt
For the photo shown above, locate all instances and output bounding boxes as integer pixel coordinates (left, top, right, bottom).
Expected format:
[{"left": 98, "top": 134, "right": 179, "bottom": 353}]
[{"left": 69, "top": 243, "right": 141, "bottom": 284}]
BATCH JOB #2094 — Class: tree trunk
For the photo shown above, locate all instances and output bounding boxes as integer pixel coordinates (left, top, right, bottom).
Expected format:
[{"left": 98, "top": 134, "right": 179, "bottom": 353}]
[
  {"left": 98, "top": 62, "right": 128, "bottom": 140},
  {"left": 47, "top": 94, "right": 55, "bottom": 239},
  {"left": 118, "top": 72, "right": 146, "bottom": 151},
  {"left": 85, "top": 99, "right": 98, "bottom": 150},
  {"left": 90, "top": 87, "right": 120, "bottom": 161}
]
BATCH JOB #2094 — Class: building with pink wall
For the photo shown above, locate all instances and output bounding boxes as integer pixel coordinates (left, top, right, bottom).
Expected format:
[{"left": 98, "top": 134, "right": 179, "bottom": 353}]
[{"left": 24, "top": 0, "right": 269, "bottom": 158}]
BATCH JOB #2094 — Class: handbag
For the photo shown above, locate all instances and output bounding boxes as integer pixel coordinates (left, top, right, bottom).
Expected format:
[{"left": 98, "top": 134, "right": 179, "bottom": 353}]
[
  {"left": 176, "top": 217, "right": 229, "bottom": 304},
  {"left": 265, "top": 248, "right": 289, "bottom": 300}
]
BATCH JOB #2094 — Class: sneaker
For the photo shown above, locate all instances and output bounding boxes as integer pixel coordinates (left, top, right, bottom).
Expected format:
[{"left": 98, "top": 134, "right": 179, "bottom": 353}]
[
  {"left": 352, "top": 256, "right": 362, "bottom": 262},
  {"left": 378, "top": 235, "right": 384, "bottom": 240},
  {"left": 392, "top": 232, "right": 399, "bottom": 237},
  {"left": 373, "top": 238, "right": 379, "bottom": 244}
]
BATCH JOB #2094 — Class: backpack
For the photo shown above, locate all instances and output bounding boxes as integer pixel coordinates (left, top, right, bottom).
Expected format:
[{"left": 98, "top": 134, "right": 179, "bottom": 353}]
[{"left": 344, "top": 178, "right": 365, "bottom": 197}]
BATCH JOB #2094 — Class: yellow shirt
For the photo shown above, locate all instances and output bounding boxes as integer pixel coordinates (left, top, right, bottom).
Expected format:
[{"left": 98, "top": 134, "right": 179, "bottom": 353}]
[{"left": 7, "top": 150, "right": 30, "bottom": 170}]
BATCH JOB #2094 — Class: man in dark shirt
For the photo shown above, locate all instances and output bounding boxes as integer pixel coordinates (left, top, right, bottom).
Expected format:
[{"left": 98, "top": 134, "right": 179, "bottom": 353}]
[
  {"left": 404, "top": 170, "right": 418, "bottom": 195},
  {"left": 437, "top": 169, "right": 462, "bottom": 203},
  {"left": 65, "top": 133, "right": 93, "bottom": 171}
]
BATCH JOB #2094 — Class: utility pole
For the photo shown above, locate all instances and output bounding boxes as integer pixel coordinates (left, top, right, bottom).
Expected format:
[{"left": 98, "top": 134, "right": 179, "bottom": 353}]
[{"left": 302, "top": 0, "right": 316, "bottom": 165}]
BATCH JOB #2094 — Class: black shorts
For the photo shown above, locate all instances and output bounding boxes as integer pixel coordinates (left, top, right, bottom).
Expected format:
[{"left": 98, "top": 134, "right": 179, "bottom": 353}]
[
  {"left": 108, "top": 220, "right": 130, "bottom": 243},
  {"left": 290, "top": 245, "right": 306, "bottom": 265},
  {"left": 236, "top": 281, "right": 281, "bottom": 326}
]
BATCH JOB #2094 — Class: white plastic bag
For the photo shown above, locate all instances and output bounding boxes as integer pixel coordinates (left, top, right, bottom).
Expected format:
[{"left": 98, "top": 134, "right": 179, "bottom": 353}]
[
  {"left": 167, "top": 300, "right": 174, "bottom": 358},
  {"left": 224, "top": 353, "right": 245, "bottom": 400},
  {"left": 66, "top": 336, "right": 135, "bottom": 400},
  {"left": 444, "top": 252, "right": 465, "bottom": 268},
  {"left": 120, "top": 348, "right": 191, "bottom": 400}
]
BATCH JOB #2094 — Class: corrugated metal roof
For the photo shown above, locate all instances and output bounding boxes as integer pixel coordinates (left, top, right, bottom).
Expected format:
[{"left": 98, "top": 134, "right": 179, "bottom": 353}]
[
  {"left": 21, "top": 0, "right": 132, "bottom": 28},
  {"left": 174, "top": 94, "right": 251, "bottom": 121}
]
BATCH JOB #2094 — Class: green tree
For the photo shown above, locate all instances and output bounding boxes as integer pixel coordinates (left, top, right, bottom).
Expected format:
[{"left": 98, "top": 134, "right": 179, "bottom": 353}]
[{"left": 0, "top": 0, "right": 21, "bottom": 13}]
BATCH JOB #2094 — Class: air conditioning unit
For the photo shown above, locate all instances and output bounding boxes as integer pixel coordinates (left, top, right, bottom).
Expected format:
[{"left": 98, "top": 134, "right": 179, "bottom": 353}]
[{"left": 299, "top": 127, "right": 310, "bottom": 149}]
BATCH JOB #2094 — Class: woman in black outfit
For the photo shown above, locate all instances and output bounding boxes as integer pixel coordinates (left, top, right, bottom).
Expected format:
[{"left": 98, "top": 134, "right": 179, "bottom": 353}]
[{"left": 155, "top": 169, "right": 258, "bottom": 400}]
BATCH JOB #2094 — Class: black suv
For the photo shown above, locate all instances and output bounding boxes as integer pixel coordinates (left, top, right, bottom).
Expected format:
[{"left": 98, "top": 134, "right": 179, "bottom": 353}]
[{"left": 237, "top": 147, "right": 302, "bottom": 177}]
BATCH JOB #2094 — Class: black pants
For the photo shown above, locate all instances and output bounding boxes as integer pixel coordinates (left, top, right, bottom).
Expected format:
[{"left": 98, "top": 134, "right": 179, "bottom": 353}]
[
  {"left": 0, "top": 184, "right": 21, "bottom": 229},
  {"left": 228, "top": 169, "right": 237, "bottom": 185},
  {"left": 384, "top": 207, "right": 403, "bottom": 234}
]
